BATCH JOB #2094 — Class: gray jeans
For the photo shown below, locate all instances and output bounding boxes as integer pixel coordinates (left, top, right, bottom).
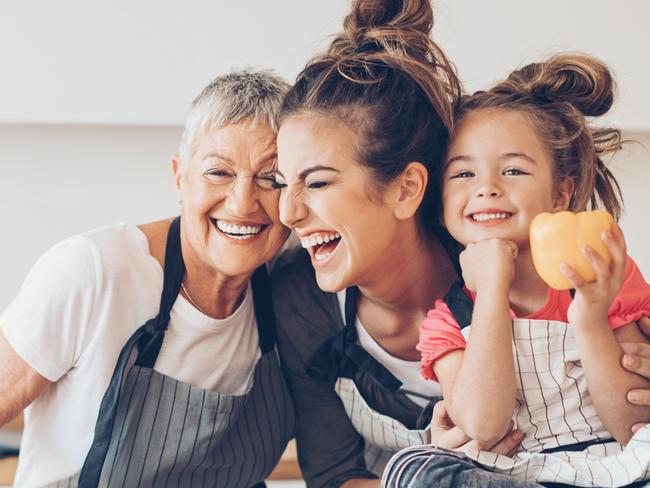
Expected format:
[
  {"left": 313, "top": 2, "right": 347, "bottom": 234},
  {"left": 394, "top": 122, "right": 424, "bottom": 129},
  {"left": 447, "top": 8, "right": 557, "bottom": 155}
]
[{"left": 382, "top": 446, "right": 543, "bottom": 488}]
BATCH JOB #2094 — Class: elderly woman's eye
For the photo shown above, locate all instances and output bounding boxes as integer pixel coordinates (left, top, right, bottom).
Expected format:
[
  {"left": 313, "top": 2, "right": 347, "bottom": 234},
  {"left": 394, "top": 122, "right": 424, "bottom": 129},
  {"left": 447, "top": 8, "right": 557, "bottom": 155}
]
[
  {"left": 204, "top": 169, "right": 233, "bottom": 182},
  {"left": 256, "top": 175, "right": 279, "bottom": 190}
]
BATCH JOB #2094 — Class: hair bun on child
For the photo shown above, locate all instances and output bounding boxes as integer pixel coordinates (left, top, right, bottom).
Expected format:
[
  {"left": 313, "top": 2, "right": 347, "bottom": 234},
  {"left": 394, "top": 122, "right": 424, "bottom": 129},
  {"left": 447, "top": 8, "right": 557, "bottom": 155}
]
[{"left": 509, "top": 53, "right": 615, "bottom": 117}]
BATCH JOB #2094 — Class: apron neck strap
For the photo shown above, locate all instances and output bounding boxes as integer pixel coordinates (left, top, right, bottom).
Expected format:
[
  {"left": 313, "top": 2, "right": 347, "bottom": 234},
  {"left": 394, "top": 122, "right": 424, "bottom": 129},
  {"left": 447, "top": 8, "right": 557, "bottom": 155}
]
[
  {"left": 159, "top": 216, "right": 185, "bottom": 320},
  {"left": 250, "top": 265, "right": 277, "bottom": 354}
]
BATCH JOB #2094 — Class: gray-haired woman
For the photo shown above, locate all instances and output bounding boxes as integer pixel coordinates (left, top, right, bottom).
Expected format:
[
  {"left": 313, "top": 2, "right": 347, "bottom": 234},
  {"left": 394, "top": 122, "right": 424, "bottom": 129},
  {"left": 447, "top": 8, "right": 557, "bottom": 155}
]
[{"left": 0, "top": 70, "right": 294, "bottom": 487}]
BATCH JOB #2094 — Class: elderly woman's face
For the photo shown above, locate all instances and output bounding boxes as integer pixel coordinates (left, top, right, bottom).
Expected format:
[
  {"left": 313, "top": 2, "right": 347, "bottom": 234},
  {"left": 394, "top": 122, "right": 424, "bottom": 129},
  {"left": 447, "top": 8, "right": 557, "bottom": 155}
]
[{"left": 175, "top": 121, "right": 289, "bottom": 277}]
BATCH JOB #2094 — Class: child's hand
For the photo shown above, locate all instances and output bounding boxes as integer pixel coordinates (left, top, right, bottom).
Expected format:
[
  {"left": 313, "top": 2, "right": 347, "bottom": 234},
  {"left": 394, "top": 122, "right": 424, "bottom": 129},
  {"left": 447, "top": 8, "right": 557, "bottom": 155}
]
[
  {"left": 460, "top": 238, "right": 518, "bottom": 293},
  {"left": 562, "top": 223, "right": 627, "bottom": 327}
]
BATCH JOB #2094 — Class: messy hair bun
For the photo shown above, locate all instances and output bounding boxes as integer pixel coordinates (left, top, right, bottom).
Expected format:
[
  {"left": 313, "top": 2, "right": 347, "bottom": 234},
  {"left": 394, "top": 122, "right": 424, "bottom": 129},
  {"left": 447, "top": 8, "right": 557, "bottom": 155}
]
[
  {"left": 281, "top": 0, "right": 461, "bottom": 238},
  {"left": 457, "top": 53, "right": 625, "bottom": 220},
  {"left": 504, "top": 53, "right": 615, "bottom": 117}
]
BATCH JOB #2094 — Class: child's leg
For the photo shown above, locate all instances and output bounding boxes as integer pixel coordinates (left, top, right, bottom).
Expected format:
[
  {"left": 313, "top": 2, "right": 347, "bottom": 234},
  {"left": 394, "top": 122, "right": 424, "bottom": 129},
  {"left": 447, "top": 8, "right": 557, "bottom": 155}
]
[{"left": 383, "top": 447, "right": 543, "bottom": 488}]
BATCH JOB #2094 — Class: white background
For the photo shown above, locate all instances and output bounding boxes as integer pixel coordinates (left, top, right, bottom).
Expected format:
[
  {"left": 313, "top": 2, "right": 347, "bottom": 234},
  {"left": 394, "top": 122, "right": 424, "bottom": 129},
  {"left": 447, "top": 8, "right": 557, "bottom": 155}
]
[{"left": 0, "top": 1, "right": 649, "bottom": 486}]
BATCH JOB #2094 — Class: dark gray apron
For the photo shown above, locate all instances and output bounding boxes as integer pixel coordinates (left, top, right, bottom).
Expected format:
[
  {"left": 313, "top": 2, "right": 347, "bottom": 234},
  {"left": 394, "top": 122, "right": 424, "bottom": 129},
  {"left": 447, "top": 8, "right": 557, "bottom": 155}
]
[{"left": 48, "top": 217, "right": 295, "bottom": 487}]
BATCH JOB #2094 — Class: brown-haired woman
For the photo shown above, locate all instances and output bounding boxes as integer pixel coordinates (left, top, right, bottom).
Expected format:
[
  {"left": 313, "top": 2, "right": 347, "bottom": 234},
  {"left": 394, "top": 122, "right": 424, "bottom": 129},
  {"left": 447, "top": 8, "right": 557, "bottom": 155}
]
[
  {"left": 388, "top": 53, "right": 650, "bottom": 487},
  {"left": 270, "top": 0, "right": 543, "bottom": 486}
]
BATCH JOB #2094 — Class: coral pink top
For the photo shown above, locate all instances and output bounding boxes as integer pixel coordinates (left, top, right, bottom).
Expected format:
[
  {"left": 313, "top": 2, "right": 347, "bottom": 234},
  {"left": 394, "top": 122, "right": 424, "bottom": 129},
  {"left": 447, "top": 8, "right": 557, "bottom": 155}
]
[{"left": 418, "top": 256, "right": 650, "bottom": 382}]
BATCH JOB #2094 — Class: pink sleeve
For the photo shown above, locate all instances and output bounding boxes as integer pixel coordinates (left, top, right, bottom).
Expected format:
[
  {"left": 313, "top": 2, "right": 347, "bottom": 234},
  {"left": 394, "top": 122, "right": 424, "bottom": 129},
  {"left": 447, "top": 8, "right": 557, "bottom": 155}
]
[
  {"left": 417, "top": 299, "right": 467, "bottom": 382},
  {"left": 608, "top": 256, "right": 650, "bottom": 330}
]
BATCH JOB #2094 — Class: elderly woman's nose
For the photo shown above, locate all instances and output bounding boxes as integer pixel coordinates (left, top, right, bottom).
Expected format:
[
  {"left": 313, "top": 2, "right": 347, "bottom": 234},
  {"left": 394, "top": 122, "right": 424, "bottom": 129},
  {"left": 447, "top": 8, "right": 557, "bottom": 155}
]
[
  {"left": 279, "top": 189, "right": 307, "bottom": 228},
  {"left": 225, "top": 178, "right": 259, "bottom": 216}
]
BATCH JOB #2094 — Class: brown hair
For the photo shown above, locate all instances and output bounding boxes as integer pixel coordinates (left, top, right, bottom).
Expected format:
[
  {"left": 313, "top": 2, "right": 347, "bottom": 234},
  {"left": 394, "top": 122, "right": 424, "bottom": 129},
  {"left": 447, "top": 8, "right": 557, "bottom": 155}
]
[
  {"left": 455, "top": 53, "right": 625, "bottom": 220},
  {"left": 280, "top": 0, "right": 462, "bottom": 237}
]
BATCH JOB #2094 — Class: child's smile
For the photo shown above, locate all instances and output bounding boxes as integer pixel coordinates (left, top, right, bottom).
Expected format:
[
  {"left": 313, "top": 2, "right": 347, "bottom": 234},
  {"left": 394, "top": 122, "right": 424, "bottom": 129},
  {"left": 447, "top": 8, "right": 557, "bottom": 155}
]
[{"left": 442, "top": 107, "right": 572, "bottom": 249}]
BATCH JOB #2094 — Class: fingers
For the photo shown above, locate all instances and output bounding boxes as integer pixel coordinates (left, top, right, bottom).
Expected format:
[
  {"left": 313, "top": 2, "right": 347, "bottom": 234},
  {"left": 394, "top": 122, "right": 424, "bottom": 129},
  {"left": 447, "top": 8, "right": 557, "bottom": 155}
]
[
  {"left": 637, "top": 316, "right": 650, "bottom": 338},
  {"left": 430, "top": 400, "right": 454, "bottom": 430},
  {"left": 621, "top": 342, "right": 650, "bottom": 378},
  {"left": 582, "top": 245, "right": 610, "bottom": 283},
  {"left": 435, "top": 426, "right": 472, "bottom": 450},
  {"left": 560, "top": 262, "right": 586, "bottom": 288},
  {"left": 626, "top": 388, "right": 650, "bottom": 406}
]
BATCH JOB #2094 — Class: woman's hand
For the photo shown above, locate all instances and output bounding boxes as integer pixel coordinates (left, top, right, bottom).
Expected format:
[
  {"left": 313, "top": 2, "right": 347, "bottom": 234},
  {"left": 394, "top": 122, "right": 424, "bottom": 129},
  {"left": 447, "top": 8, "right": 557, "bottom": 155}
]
[
  {"left": 430, "top": 400, "right": 523, "bottom": 457},
  {"left": 459, "top": 239, "right": 518, "bottom": 293},
  {"left": 621, "top": 316, "right": 650, "bottom": 432}
]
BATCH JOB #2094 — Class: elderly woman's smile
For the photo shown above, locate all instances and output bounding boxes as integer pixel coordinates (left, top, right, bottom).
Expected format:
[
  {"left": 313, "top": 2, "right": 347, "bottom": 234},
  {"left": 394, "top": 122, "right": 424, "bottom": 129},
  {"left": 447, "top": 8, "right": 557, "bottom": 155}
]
[{"left": 175, "top": 121, "right": 289, "bottom": 278}]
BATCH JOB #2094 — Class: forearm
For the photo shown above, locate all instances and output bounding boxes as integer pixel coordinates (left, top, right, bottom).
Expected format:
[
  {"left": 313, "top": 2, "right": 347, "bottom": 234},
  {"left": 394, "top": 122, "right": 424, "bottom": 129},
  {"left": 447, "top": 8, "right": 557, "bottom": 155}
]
[
  {"left": 340, "top": 479, "right": 380, "bottom": 488},
  {"left": 447, "top": 288, "right": 517, "bottom": 444},
  {"left": 0, "top": 330, "right": 51, "bottom": 427},
  {"left": 573, "top": 321, "right": 650, "bottom": 444}
]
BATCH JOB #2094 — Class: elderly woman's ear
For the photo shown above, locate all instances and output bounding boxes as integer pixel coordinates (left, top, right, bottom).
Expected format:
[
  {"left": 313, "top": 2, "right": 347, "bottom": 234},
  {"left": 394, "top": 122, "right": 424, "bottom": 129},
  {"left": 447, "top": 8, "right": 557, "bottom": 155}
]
[
  {"left": 172, "top": 155, "right": 184, "bottom": 207},
  {"left": 392, "top": 161, "right": 428, "bottom": 220}
]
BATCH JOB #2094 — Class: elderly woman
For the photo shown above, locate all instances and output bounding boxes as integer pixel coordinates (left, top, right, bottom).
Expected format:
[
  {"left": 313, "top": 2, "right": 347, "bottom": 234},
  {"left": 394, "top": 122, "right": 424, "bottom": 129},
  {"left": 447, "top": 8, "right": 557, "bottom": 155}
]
[{"left": 0, "top": 70, "right": 294, "bottom": 487}]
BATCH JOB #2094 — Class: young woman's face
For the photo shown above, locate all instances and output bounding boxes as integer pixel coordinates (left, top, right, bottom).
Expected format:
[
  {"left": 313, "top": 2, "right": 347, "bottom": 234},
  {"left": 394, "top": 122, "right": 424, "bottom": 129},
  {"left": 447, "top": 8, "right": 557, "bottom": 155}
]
[
  {"left": 275, "top": 113, "right": 400, "bottom": 292},
  {"left": 442, "top": 108, "right": 571, "bottom": 250}
]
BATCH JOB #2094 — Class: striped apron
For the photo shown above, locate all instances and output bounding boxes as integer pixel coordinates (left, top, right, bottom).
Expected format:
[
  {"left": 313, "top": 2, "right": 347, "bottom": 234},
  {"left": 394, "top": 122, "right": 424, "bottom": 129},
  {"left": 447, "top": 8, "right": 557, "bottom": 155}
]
[
  {"left": 307, "top": 287, "right": 434, "bottom": 475},
  {"left": 384, "top": 283, "right": 650, "bottom": 487},
  {"left": 48, "top": 217, "right": 295, "bottom": 488}
]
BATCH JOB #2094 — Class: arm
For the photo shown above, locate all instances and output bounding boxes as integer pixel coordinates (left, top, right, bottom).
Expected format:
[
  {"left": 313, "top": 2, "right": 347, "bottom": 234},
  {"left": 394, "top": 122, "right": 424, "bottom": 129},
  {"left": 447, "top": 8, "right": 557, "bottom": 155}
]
[
  {"left": 563, "top": 225, "right": 650, "bottom": 444},
  {"left": 435, "top": 239, "right": 518, "bottom": 445},
  {"left": 271, "top": 250, "right": 376, "bottom": 488},
  {"left": 0, "top": 329, "right": 51, "bottom": 427}
]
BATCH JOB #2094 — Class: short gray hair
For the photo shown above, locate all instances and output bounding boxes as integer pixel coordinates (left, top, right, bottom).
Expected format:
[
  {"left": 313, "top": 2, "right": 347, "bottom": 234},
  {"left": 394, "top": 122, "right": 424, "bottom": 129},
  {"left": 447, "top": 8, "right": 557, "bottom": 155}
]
[{"left": 178, "top": 69, "right": 290, "bottom": 162}]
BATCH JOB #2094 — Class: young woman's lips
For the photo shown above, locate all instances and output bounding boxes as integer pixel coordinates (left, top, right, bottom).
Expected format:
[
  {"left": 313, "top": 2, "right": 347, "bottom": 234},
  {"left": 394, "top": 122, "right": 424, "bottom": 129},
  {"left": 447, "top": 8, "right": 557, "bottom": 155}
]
[{"left": 299, "top": 231, "right": 341, "bottom": 266}]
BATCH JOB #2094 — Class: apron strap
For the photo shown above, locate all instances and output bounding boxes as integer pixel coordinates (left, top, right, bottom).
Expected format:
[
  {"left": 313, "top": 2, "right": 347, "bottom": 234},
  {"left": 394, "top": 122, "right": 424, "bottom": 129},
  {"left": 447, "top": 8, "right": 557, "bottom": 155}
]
[
  {"left": 251, "top": 265, "right": 277, "bottom": 354},
  {"left": 305, "top": 286, "right": 403, "bottom": 392},
  {"left": 135, "top": 216, "right": 185, "bottom": 368},
  {"left": 443, "top": 282, "right": 474, "bottom": 330}
]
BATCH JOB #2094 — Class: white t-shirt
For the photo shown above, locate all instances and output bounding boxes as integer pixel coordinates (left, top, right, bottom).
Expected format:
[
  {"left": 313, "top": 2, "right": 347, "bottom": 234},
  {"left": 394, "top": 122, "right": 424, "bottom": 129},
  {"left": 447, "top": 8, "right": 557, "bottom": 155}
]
[
  {"left": 337, "top": 291, "right": 442, "bottom": 407},
  {"left": 0, "top": 224, "right": 261, "bottom": 487}
]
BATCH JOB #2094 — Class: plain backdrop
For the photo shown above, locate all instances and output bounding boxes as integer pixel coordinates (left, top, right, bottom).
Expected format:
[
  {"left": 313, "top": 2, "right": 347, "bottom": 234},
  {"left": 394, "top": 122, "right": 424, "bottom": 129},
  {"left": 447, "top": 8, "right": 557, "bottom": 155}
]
[
  {"left": 0, "top": 3, "right": 648, "bottom": 487},
  {"left": 1, "top": 0, "right": 649, "bottom": 310}
]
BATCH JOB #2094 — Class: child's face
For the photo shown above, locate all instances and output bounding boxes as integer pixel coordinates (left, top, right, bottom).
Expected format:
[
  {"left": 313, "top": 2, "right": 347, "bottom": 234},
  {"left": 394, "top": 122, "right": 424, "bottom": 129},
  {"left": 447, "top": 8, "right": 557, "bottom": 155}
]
[{"left": 442, "top": 108, "right": 571, "bottom": 250}]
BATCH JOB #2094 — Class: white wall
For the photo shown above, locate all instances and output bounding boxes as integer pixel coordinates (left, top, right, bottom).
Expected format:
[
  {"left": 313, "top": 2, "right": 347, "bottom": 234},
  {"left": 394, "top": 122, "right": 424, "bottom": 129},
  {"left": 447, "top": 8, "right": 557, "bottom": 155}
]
[
  {"left": 1, "top": 0, "right": 649, "bottom": 310},
  {"left": 0, "top": 1, "right": 648, "bottom": 129}
]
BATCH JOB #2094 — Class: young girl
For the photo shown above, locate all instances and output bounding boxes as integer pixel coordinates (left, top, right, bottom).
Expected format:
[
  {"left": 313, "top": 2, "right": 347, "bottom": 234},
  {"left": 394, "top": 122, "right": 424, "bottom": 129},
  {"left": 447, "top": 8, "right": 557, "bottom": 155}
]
[{"left": 384, "top": 54, "right": 650, "bottom": 487}]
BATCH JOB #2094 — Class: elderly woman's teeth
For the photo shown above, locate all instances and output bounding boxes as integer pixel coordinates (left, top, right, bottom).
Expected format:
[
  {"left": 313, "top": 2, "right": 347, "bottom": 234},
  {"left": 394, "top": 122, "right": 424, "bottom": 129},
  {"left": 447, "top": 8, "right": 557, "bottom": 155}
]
[
  {"left": 300, "top": 232, "right": 341, "bottom": 249},
  {"left": 215, "top": 220, "right": 263, "bottom": 239}
]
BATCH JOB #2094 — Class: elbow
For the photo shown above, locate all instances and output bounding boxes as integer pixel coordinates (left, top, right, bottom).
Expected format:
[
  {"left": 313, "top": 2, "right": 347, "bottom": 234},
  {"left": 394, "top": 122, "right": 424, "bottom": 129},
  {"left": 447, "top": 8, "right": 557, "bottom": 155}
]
[
  {"left": 449, "top": 404, "right": 511, "bottom": 446},
  {"left": 463, "top": 419, "right": 511, "bottom": 446}
]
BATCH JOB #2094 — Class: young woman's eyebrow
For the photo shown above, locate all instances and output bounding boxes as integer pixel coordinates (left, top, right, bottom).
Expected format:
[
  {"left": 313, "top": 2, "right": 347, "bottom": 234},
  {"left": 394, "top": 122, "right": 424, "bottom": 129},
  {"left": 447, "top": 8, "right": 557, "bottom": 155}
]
[{"left": 275, "top": 165, "right": 340, "bottom": 180}]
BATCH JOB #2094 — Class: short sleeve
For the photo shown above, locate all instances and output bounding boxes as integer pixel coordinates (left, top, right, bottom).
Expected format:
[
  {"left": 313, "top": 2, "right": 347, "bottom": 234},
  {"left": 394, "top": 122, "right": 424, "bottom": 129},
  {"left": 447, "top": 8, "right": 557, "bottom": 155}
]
[
  {"left": 417, "top": 300, "right": 467, "bottom": 382},
  {"left": 0, "top": 236, "right": 98, "bottom": 381},
  {"left": 608, "top": 256, "right": 650, "bottom": 330}
]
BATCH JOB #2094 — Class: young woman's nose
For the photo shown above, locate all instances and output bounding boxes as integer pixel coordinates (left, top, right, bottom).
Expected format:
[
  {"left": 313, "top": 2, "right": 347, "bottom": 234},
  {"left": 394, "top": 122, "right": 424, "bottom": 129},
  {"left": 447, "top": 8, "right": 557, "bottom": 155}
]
[
  {"left": 225, "top": 177, "right": 259, "bottom": 216},
  {"left": 279, "top": 187, "right": 308, "bottom": 228}
]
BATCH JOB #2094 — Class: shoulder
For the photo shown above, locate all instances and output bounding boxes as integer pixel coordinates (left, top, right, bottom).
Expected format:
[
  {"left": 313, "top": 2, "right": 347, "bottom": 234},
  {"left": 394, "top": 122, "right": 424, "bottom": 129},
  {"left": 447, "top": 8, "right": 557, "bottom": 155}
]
[
  {"left": 270, "top": 247, "right": 343, "bottom": 369},
  {"left": 609, "top": 255, "right": 650, "bottom": 329}
]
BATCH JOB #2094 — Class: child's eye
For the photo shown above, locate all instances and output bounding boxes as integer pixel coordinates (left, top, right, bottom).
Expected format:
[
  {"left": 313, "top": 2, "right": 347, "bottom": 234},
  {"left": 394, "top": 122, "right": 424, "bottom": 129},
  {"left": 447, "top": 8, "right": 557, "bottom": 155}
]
[
  {"left": 503, "top": 168, "right": 528, "bottom": 176},
  {"left": 449, "top": 171, "right": 474, "bottom": 179}
]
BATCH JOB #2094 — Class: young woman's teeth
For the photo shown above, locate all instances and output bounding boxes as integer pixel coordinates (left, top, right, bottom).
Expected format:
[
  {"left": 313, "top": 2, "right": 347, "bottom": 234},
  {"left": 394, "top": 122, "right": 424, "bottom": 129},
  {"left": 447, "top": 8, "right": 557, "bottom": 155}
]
[
  {"left": 300, "top": 232, "right": 341, "bottom": 249},
  {"left": 472, "top": 213, "right": 511, "bottom": 222},
  {"left": 215, "top": 220, "right": 262, "bottom": 239}
]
